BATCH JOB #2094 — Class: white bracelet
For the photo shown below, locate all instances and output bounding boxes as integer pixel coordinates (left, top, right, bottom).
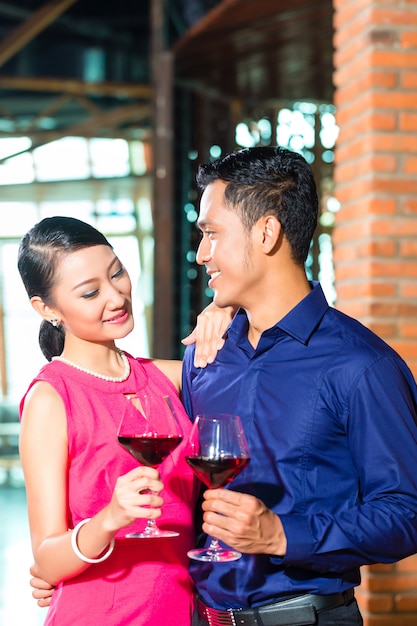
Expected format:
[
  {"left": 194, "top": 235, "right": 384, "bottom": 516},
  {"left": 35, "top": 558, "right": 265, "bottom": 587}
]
[{"left": 71, "top": 518, "right": 115, "bottom": 564}]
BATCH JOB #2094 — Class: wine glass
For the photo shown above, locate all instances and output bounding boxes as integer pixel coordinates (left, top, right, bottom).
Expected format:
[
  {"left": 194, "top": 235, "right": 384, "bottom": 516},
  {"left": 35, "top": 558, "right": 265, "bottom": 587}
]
[
  {"left": 185, "top": 413, "right": 250, "bottom": 562},
  {"left": 117, "top": 392, "right": 183, "bottom": 538}
]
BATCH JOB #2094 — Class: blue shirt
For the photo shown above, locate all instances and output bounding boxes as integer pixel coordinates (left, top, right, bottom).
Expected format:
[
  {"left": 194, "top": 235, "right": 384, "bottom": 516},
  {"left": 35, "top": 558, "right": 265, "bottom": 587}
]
[{"left": 182, "top": 282, "right": 417, "bottom": 610}]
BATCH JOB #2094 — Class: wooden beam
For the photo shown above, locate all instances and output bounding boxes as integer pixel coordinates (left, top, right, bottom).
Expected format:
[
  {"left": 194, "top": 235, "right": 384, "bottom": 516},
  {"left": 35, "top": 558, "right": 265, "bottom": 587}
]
[
  {"left": 172, "top": 0, "right": 240, "bottom": 53},
  {"left": 0, "top": 75, "right": 152, "bottom": 99},
  {"left": 64, "top": 102, "right": 152, "bottom": 134},
  {"left": 0, "top": 291, "right": 7, "bottom": 397},
  {"left": 151, "top": 0, "right": 174, "bottom": 359},
  {"left": 0, "top": 102, "right": 152, "bottom": 162},
  {"left": 0, "top": 0, "right": 79, "bottom": 68}
]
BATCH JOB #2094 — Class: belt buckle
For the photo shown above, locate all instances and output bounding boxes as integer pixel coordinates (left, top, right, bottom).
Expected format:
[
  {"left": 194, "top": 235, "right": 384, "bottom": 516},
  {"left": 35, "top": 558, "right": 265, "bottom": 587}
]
[{"left": 202, "top": 604, "right": 238, "bottom": 626}]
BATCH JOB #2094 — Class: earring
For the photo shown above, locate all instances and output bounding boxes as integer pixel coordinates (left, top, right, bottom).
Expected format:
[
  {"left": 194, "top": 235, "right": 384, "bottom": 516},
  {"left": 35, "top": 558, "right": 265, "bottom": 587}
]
[{"left": 50, "top": 318, "right": 60, "bottom": 328}]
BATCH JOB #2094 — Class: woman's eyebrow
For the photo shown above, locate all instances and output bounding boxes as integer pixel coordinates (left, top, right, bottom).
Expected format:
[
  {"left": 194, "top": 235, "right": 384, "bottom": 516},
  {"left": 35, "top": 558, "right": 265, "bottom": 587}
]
[{"left": 71, "top": 256, "right": 119, "bottom": 291}]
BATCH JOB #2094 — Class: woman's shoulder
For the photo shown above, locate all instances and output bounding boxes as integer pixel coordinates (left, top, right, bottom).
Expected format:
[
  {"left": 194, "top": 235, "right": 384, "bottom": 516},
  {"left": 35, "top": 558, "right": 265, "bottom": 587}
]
[
  {"left": 127, "top": 354, "right": 182, "bottom": 393},
  {"left": 20, "top": 361, "right": 72, "bottom": 419},
  {"left": 150, "top": 359, "right": 182, "bottom": 392},
  {"left": 20, "top": 377, "right": 66, "bottom": 437}
]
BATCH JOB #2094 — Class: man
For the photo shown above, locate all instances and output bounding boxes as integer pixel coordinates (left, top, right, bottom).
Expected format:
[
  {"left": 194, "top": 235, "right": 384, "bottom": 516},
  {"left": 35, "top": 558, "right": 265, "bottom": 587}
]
[
  {"left": 181, "top": 146, "right": 417, "bottom": 626},
  {"left": 30, "top": 147, "right": 417, "bottom": 625}
]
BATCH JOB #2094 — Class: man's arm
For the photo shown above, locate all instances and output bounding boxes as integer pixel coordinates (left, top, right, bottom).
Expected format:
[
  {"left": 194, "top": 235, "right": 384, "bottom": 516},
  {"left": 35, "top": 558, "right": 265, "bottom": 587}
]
[
  {"left": 201, "top": 489, "right": 287, "bottom": 556},
  {"left": 197, "top": 356, "right": 417, "bottom": 571}
]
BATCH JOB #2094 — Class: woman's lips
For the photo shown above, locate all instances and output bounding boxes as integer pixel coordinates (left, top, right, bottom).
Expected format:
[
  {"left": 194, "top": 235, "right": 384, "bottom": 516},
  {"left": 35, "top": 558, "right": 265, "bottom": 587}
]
[{"left": 105, "top": 309, "right": 129, "bottom": 324}]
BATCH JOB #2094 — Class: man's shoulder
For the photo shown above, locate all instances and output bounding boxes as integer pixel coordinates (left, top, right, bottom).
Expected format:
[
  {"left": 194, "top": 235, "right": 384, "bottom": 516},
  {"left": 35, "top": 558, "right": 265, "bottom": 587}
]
[{"left": 324, "top": 306, "right": 410, "bottom": 378}]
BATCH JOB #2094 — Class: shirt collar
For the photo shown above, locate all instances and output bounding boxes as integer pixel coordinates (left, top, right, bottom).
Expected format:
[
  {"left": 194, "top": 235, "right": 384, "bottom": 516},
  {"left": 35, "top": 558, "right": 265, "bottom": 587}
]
[{"left": 227, "top": 281, "right": 329, "bottom": 346}]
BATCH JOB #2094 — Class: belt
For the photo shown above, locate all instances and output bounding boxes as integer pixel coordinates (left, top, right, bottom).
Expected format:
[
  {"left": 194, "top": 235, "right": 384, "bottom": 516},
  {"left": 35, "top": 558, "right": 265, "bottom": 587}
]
[{"left": 196, "top": 588, "right": 355, "bottom": 626}]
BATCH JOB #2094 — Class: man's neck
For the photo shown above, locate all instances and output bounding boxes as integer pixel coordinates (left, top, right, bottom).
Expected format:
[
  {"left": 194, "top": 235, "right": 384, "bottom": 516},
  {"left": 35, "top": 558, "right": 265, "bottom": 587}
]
[{"left": 245, "top": 272, "right": 312, "bottom": 349}]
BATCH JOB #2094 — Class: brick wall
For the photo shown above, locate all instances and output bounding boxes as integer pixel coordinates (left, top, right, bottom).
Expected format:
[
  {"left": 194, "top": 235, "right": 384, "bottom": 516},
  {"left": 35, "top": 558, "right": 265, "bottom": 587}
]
[
  {"left": 333, "top": 0, "right": 417, "bottom": 378},
  {"left": 333, "top": 0, "right": 417, "bottom": 623},
  {"left": 356, "top": 557, "right": 417, "bottom": 626}
]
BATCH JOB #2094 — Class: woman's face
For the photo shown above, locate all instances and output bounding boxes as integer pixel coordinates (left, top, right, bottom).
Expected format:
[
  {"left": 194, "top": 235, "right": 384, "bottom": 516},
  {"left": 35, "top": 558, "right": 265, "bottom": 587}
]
[{"left": 48, "top": 244, "right": 134, "bottom": 343}]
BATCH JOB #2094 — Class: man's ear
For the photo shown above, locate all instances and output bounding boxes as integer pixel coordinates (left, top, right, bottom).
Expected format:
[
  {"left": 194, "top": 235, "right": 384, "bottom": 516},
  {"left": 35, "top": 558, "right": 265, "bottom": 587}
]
[
  {"left": 30, "top": 296, "right": 58, "bottom": 323},
  {"left": 260, "top": 215, "right": 282, "bottom": 253}
]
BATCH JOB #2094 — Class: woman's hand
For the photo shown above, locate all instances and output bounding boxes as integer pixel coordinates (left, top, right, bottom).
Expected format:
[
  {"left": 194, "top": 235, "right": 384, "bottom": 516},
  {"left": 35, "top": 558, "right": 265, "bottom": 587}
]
[
  {"left": 182, "top": 303, "right": 236, "bottom": 367},
  {"left": 29, "top": 564, "right": 54, "bottom": 607},
  {"left": 106, "top": 466, "right": 164, "bottom": 531}
]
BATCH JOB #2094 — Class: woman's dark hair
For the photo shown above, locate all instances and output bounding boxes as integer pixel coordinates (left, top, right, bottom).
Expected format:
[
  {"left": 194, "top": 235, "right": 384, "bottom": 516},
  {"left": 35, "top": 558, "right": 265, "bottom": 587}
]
[
  {"left": 17, "top": 216, "right": 112, "bottom": 361},
  {"left": 196, "top": 146, "right": 319, "bottom": 265}
]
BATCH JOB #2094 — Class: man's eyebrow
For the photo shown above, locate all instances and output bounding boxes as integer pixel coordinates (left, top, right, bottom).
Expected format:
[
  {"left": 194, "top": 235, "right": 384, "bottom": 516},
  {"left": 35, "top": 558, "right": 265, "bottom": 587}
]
[
  {"left": 72, "top": 255, "right": 119, "bottom": 290},
  {"left": 196, "top": 218, "right": 216, "bottom": 229}
]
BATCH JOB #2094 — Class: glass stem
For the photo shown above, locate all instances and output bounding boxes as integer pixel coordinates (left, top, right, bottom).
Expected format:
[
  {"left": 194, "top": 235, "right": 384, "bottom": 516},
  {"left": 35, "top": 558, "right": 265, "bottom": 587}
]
[
  {"left": 208, "top": 537, "right": 220, "bottom": 553},
  {"left": 143, "top": 518, "right": 157, "bottom": 533}
]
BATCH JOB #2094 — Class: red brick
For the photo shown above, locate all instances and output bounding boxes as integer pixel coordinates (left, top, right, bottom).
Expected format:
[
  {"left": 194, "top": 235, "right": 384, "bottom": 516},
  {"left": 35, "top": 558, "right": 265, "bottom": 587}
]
[
  {"left": 335, "top": 109, "right": 397, "bottom": 135},
  {"left": 370, "top": 260, "right": 417, "bottom": 279},
  {"left": 396, "top": 555, "right": 417, "bottom": 573},
  {"left": 400, "top": 283, "right": 417, "bottom": 298},
  {"left": 333, "top": 0, "right": 365, "bottom": 27},
  {"left": 334, "top": 299, "right": 372, "bottom": 319},
  {"left": 370, "top": 218, "right": 417, "bottom": 238},
  {"left": 365, "top": 617, "right": 417, "bottom": 626},
  {"left": 402, "top": 72, "right": 417, "bottom": 89},
  {"left": 400, "top": 240, "right": 417, "bottom": 257},
  {"left": 371, "top": 302, "right": 417, "bottom": 318},
  {"left": 334, "top": 10, "right": 371, "bottom": 48},
  {"left": 370, "top": 49, "right": 417, "bottom": 69},
  {"left": 403, "top": 156, "right": 417, "bottom": 174},
  {"left": 399, "top": 323, "right": 417, "bottom": 339},
  {"left": 371, "top": 92, "right": 417, "bottom": 110},
  {"left": 396, "top": 595, "right": 417, "bottom": 612},
  {"left": 363, "top": 563, "right": 396, "bottom": 575},
  {"left": 356, "top": 587, "right": 395, "bottom": 612},
  {"left": 402, "top": 31, "right": 417, "bottom": 47},
  {"left": 335, "top": 152, "right": 398, "bottom": 175},
  {"left": 366, "top": 594, "right": 394, "bottom": 613},
  {"left": 365, "top": 574, "right": 417, "bottom": 593},
  {"left": 331, "top": 280, "right": 397, "bottom": 300},
  {"left": 333, "top": 198, "right": 398, "bottom": 220},
  {"left": 370, "top": 7, "right": 417, "bottom": 27},
  {"left": 399, "top": 112, "right": 417, "bottom": 131},
  {"left": 390, "top": 341, "right": 417, "bottom": 360},
  {"left": 401, "top": 199, "right": 417, "bottom": 215},
  {"left": 370, "top": 133, "right": 417, "bottom": 154},
  {"left": 335, "top": 176, "right": 417, "bottom": 201},
  {"left": 368, "top": 322, "right": 396, "bottom": 339},
  {"left": 332, "top": 219, "right": 372, "bottom": 243}
]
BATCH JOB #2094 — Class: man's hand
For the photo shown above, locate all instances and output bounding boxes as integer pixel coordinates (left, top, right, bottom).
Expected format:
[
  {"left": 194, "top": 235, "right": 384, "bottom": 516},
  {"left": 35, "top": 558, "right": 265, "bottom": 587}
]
[
  {"left": 29, "top": 565, "right": 54, "bottom": 608},
  {"left": 182, "top": 304, "right": 236, "bottom": 368},
  {"left": 201, "top": 489, "right": 287, "bottom": 556}
]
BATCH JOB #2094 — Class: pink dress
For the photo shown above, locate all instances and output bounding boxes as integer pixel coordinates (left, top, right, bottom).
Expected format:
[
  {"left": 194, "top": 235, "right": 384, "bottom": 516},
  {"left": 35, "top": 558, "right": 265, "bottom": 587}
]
[{"left": 20, "top": 354, "right": 197, "bottom": 626}]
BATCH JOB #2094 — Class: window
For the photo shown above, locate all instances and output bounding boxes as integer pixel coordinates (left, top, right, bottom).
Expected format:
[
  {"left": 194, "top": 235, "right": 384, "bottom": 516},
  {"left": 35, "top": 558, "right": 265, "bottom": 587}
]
[{"left": 0, "top": 138, "right": 153, "bottom": 404}]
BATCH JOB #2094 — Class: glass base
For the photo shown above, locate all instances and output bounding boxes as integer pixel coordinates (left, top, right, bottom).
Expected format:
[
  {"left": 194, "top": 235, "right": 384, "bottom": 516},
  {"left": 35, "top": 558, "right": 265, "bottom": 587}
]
[
  {"left": 187, "top": 546, "right": 242, "bottom": 562},
  {"left": 126, "top": 528, "right": 179, "bottom": 539}
]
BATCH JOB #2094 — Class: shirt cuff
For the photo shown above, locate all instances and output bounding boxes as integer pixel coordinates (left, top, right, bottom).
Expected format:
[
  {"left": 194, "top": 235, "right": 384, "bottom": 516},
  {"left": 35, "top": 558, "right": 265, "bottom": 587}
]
[{"left": 271, "top": 514, "right": 314, "bottom": 565}]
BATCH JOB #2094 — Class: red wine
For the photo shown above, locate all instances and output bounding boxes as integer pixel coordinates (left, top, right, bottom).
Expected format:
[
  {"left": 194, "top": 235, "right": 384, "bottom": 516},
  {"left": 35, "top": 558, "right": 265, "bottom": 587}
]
[
  {"left": 185, "top": 456, "right": 250, "bottom": 488},
  {"left": 118, "top": 434, "right": 182, "bottom": 467}
]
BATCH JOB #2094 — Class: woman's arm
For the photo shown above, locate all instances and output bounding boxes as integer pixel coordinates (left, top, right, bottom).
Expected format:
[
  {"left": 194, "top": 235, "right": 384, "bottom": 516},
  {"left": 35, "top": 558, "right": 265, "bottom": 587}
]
[
  {"left": 182, "top": 303, "right": 236, "bottom": 368},
  {"left": 20, "top": 381, "right": 163, "bottom": 585},
  {"left": 153, "top": 360, "right": 183, "bottom": 393},
  {"left": 154, "top": 303, "right": 236, "bottom": 392}
]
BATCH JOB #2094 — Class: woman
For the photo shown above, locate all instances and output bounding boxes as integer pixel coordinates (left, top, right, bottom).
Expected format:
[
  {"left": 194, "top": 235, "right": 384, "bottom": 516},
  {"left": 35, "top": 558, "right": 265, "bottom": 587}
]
[{"left": 18, "top": 216, "right": 230, "bottom": 626}]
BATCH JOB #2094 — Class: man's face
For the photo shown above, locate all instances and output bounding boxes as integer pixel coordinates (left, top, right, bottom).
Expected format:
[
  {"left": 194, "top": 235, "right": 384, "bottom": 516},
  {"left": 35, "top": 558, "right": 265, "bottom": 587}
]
[{"left": 196, "top": 180, "right": 262, "bottom": 310}]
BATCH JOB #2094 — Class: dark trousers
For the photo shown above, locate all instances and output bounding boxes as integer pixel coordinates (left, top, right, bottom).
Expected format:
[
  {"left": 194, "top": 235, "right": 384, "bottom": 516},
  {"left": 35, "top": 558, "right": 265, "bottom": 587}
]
[{"left": 192, "top": 598, "right": 363, "bottom": 626}]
